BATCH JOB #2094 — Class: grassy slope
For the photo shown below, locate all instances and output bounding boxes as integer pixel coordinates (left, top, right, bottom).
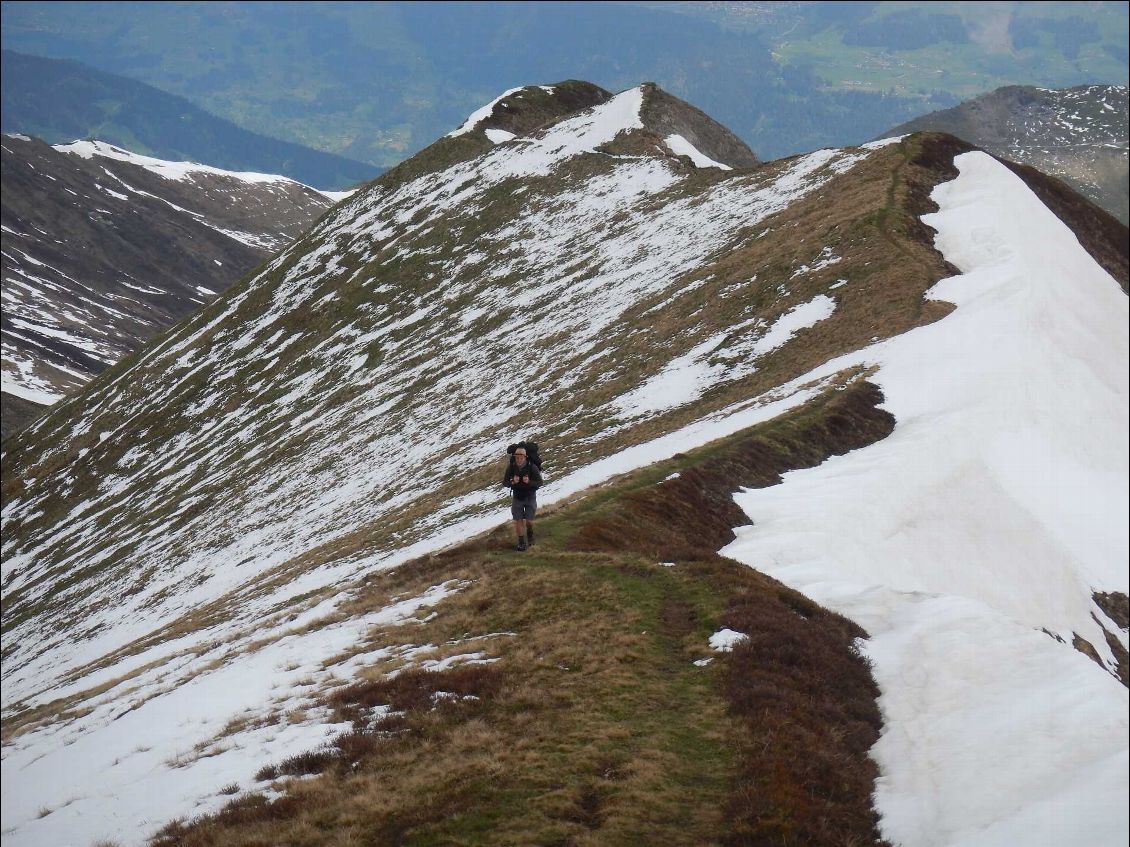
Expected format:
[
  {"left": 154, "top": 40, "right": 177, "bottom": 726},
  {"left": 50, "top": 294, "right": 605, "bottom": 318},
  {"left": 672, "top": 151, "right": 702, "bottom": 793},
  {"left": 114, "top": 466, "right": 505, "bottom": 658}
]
[
  {"left": 5, "top": 134, "right": 1046, "bottom": 844},
  {"left": 0, "top": 393, "right": 47, "bottom": 442},
  {"left": 0, "top": 136, "right": 951, "bottom": 646},
  {"left": 152, "top": 380, "right": 893, "bottom": 847},
  {"left": 0, "top": 134, "right": 966, "bottom": 745}
]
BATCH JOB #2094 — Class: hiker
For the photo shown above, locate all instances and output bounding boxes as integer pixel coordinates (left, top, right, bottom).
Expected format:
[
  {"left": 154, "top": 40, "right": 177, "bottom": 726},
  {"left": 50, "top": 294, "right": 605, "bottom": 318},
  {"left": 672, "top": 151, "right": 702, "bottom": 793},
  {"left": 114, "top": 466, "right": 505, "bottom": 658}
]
[{"left": 503, "top": 443, "right": 542, "bottom": 551}]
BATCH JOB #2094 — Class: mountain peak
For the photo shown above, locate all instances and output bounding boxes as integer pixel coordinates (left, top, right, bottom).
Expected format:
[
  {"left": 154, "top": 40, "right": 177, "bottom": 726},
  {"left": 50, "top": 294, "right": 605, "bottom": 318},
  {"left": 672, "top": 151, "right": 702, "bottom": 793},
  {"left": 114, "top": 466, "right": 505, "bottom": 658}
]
[
  {"left": 384, "top": 80, "right": 759, "bottom": 191},
  {"left": 464, "top": 81, "right": 761, "bottom": 169},
  {"left": 637, "top": 81, "right": 761, "bottom": 169}
]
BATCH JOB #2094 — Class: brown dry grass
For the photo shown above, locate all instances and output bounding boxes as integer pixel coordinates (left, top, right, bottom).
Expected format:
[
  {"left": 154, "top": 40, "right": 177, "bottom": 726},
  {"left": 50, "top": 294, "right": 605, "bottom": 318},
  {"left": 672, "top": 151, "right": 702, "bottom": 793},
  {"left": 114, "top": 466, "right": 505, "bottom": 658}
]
[{"left": 154, "top": 554, "right": 735, "bottom": 847}]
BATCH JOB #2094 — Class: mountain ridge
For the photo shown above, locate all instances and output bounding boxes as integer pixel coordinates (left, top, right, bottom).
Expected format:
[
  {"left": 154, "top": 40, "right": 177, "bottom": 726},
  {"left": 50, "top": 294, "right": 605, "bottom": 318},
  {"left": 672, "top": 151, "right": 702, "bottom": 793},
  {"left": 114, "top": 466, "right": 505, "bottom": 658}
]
[
  {"left": 0, "top": 50, "right": 382, "bottom": 190},
  {"left": 881, "top": 83, "right": 1129, "bottom": 223},
  {"left": 1, "top": 82, "right": 1126, "bottom": 846},
  {"left": 1, "top": 133, "right": 347, "bottom": 439}
]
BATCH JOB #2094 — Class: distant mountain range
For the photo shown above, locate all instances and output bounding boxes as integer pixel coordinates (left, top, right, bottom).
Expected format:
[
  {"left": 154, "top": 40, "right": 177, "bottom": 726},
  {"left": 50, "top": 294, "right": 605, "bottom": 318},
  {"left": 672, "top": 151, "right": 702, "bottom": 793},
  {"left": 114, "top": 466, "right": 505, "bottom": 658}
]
[
  {"left": 0, "top": 50, "right": 381, "bottom": 190},
  {"left": 1, "top": 2, "right": 1125, "bottom": 168},
  {"left": 1, "top": 134, "right": 347, "bottom": 439},
  {"left": 3, "top": 81, "right": 1126, "bottom": 846},
  {"left": 883, "top": 85, "right": 1129, "bottom": 223}
]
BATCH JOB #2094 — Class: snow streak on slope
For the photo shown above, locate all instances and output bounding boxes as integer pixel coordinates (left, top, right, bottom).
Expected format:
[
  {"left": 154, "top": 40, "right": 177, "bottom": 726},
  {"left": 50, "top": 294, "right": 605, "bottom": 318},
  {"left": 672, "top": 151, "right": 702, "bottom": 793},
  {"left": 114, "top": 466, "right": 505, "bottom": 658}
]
[
  {"left": 56, "top": 140, "right": 312, "bottom": 189},
  {"left": 724, "top": 151, "right": 1129, "bottom": 846},
  {"left": 614, "top": 293, "right": 836, "bottom": 417}
]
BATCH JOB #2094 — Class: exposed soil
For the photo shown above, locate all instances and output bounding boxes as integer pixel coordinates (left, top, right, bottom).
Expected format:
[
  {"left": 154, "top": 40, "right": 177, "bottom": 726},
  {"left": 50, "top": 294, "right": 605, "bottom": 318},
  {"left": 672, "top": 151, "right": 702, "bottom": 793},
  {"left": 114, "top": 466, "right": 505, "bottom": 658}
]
[
  {"left": 1093, "top": 591, "right": 1130, "bottom": 687},
  {"left": 1094, "top": 591, "right": 1130, "bottom": 630}
]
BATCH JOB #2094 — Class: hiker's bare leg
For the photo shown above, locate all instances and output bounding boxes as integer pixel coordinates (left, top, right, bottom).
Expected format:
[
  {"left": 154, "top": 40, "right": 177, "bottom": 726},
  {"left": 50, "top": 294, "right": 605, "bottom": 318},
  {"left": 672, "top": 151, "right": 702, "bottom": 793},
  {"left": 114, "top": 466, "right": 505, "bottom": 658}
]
[{"left": 513, "top": 519, "right": 526, "bottom": 540}]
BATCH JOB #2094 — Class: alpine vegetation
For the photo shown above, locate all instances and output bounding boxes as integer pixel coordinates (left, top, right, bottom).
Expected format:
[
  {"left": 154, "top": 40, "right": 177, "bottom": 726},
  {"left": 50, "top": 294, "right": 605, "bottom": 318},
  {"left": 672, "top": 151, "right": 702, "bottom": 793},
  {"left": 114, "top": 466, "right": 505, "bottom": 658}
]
[{"left": 1, "top": 81, "right": 1126, "bottom": 846}]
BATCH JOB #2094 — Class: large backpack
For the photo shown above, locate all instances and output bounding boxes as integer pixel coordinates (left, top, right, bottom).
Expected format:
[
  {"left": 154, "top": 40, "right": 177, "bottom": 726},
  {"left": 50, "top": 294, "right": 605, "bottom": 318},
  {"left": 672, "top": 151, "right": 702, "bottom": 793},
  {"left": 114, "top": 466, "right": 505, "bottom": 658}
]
[{"left": 525, "top": 442, "right": 542, "bottom": 472}]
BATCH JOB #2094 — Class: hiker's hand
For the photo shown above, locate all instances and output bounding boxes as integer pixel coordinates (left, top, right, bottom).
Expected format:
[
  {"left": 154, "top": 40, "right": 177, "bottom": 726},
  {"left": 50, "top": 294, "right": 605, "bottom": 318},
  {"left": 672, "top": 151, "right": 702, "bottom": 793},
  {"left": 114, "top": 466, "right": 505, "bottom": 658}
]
[
  {"left": 512, "top": 475, "right": 520, "bottom": 484},
  {"left": 522, "top": 475, "right": 530, "bottom": 484}
]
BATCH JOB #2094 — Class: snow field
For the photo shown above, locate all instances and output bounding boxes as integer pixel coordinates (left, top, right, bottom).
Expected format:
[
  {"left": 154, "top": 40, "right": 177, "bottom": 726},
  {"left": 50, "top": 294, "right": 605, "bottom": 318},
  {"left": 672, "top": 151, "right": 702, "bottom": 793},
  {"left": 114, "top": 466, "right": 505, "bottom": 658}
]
[
  {"left": 723, "top": 151, "right": 1128, "bottom": 846},
  {"left": 0, "top": 581, "right": 466, "bottom": 847}
]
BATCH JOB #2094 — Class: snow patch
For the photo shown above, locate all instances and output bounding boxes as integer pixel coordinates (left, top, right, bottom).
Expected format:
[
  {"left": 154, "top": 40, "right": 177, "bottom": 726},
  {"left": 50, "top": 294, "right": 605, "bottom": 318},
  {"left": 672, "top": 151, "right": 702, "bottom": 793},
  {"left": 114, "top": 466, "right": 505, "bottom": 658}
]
[
  {"left": 709, "top": 629, "right": 749, "bottom": 651},
  {"left": 665, "top": 134, "right": 732, "bottom": 170},
  {"left": 723, "top": 151, "right": 1129, "bottom": 847},
  {"left": 615, "top": 334, "right": 727, "bottom": 417},
  {"left": 753, "top": 295, "right": 836, "bottom": 357},
  {"left": 484, "top": 128, "right": 517, "bottom": 145}
]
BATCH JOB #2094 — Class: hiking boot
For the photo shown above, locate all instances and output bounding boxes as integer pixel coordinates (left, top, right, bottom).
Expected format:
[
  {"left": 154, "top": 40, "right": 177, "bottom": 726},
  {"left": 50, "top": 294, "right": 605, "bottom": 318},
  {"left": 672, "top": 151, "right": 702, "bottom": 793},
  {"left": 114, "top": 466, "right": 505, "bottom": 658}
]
[
  {"left": 516, "top": 537, "right": 528, "bottom": 551},
  {"left": 527, "top": 526, "right": 535, "bottom": 546}
]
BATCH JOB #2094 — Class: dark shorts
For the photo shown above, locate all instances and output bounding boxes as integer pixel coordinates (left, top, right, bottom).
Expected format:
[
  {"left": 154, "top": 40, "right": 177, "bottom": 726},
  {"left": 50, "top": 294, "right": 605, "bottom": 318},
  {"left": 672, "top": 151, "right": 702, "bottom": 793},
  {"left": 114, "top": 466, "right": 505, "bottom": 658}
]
[{"left": 511, "top": 496, "right": 537, "bottom": 521}]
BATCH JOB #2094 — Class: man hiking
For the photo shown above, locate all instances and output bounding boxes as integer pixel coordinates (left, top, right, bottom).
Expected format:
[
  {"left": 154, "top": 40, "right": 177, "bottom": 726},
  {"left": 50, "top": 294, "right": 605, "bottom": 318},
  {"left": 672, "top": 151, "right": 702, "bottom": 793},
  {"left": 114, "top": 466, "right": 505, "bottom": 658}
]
[{"left": 503, "top": 444, "right": 542, "bottom": 551}]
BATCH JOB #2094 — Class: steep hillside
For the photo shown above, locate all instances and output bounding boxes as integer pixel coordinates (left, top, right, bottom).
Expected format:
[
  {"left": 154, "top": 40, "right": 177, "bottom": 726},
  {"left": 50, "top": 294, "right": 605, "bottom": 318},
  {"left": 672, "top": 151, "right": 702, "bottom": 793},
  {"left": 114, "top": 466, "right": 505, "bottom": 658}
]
[
  {"left": 0, "top": 50, "right": 381, "bottom": 189},
  {"left": 1, "top": 83, "right": 1126, "bottom": 846},
  {"left": 1, "top": 135, "right": 347, "bottom": 438},
  {"left": 881, "top": 84, "right": 1129, "bottom": 223}
]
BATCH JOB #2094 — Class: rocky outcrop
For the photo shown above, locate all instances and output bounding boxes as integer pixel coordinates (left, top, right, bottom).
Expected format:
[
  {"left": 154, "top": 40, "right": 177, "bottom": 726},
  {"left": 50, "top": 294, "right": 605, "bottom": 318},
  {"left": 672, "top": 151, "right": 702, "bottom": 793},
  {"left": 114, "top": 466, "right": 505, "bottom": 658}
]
[{"left": 639, "top": 82, "right": 761, "bottom": 169}]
